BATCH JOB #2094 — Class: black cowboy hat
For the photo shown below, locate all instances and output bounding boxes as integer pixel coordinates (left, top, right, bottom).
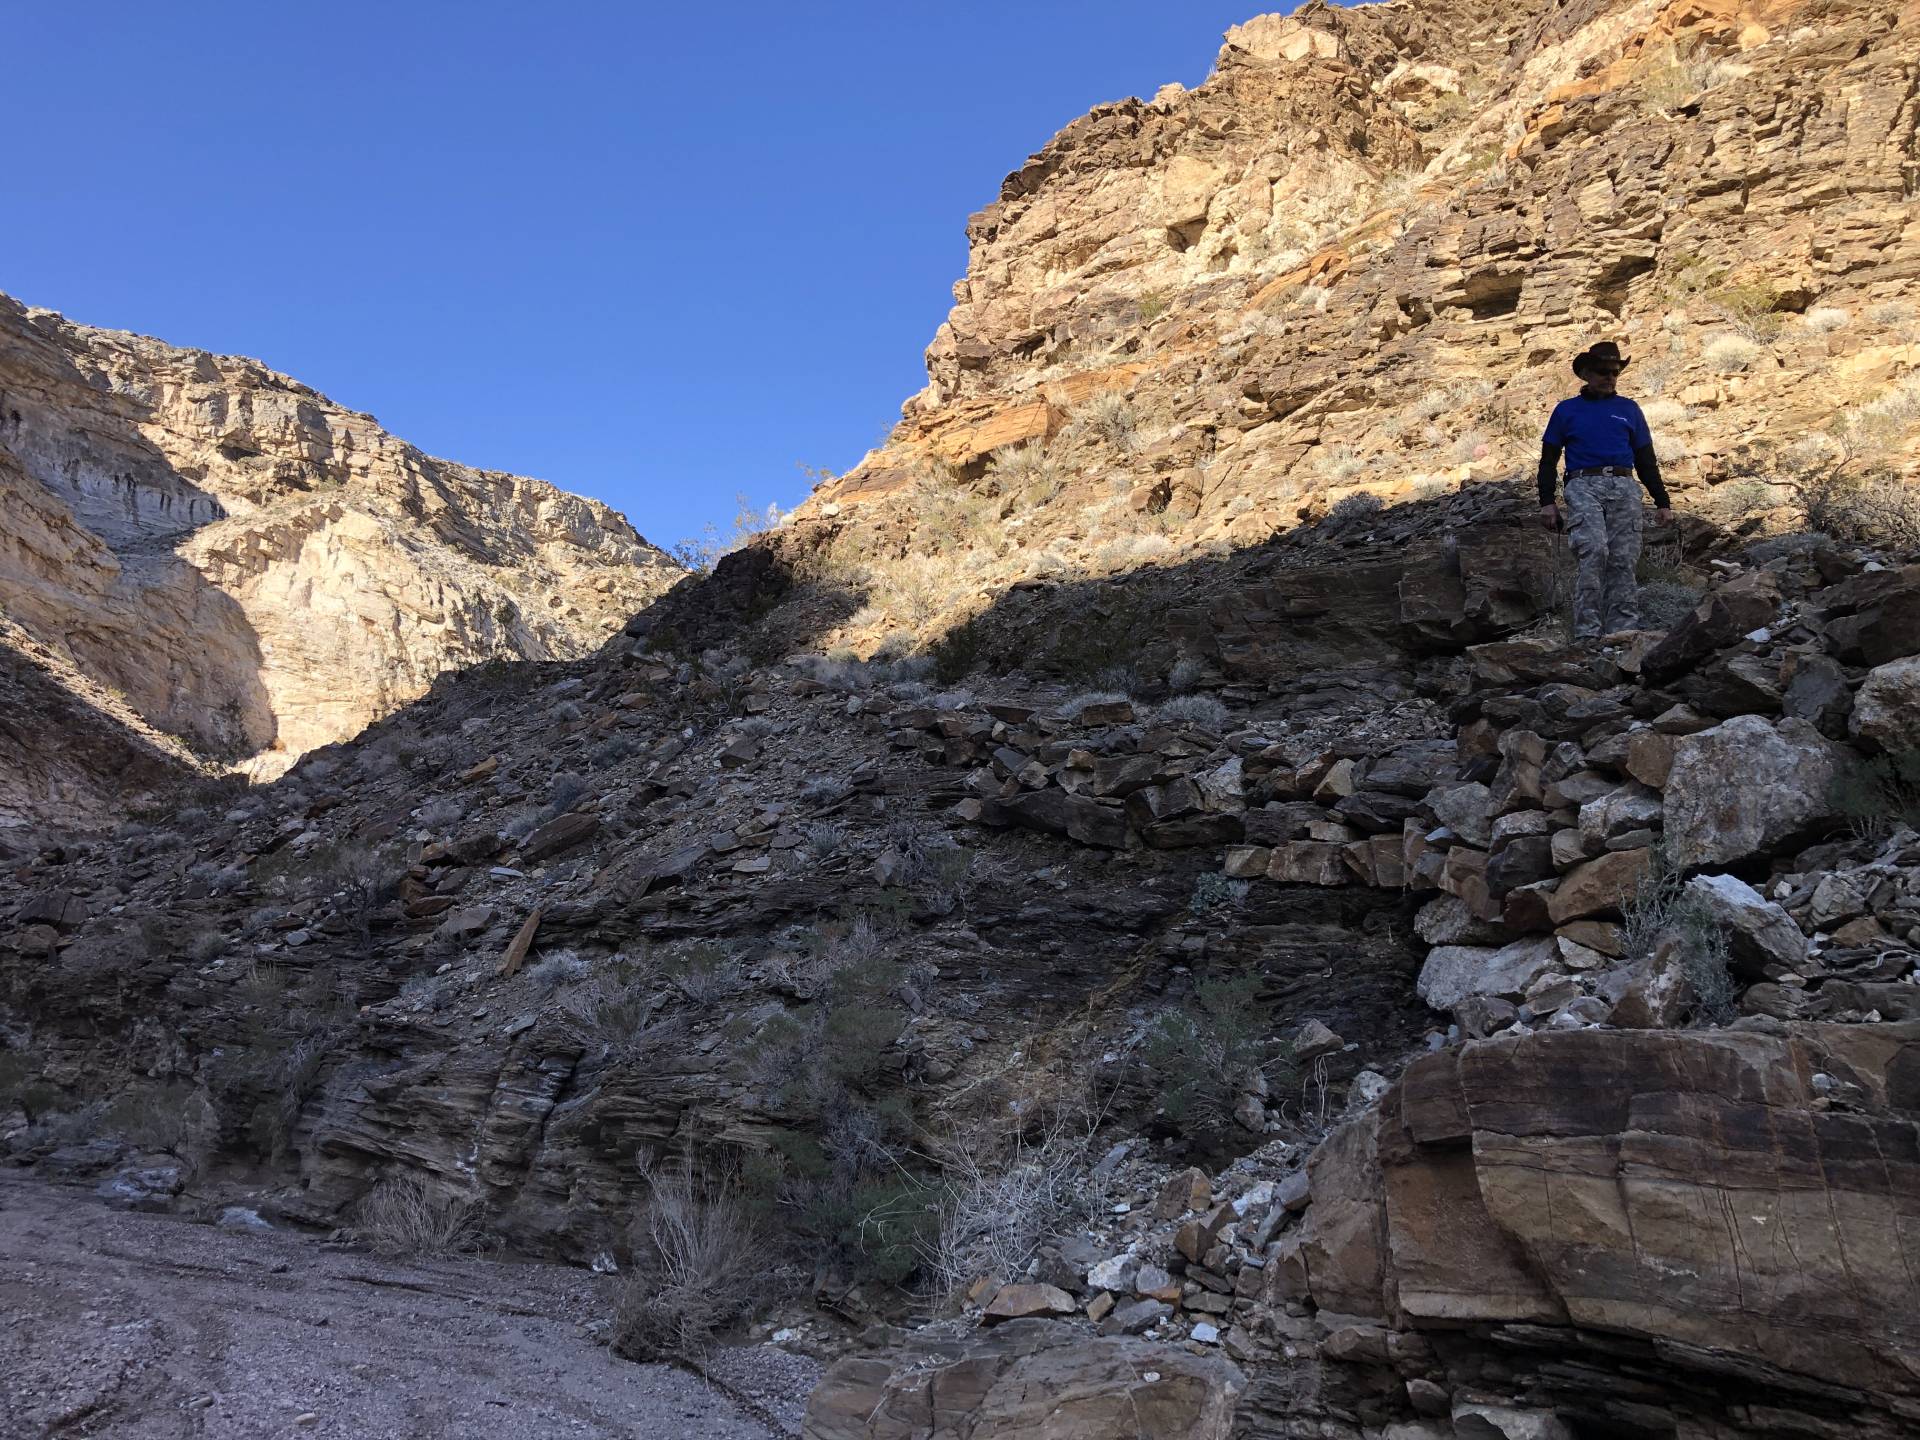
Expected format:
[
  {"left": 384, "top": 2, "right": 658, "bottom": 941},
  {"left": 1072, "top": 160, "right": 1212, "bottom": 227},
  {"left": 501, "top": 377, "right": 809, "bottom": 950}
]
[{"left": 1572, "top": 340, "right": 1631, "bottom": 378}]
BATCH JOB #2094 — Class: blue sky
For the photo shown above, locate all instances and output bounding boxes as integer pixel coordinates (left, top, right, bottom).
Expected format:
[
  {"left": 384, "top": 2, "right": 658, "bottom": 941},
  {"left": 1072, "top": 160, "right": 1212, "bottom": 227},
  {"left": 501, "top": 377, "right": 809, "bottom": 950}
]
[{"left": 4, "top": 2, "right": 1289, "bottom": 553}]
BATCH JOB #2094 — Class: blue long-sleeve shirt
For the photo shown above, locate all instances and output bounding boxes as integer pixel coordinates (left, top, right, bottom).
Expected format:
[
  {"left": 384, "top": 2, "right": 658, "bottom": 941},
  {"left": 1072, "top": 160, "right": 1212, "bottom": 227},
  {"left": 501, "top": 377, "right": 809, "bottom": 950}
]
[{"left": 1536, "top": 393, "right": 1668, "bottom": 507}]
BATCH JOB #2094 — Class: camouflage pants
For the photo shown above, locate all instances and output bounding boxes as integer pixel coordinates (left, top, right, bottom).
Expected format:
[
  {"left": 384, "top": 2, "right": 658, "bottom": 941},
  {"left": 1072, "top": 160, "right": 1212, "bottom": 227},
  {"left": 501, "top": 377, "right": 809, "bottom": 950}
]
[{"left": 1564, "top": 470, "right": 1643, "bottom": 638}]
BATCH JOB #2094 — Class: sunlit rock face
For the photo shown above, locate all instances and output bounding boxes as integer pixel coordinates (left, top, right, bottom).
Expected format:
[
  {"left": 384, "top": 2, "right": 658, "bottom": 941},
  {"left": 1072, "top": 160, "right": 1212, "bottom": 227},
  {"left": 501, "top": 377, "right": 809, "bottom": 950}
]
[{"left": 0, "top": 294, "right": 681, "bottom": 823}]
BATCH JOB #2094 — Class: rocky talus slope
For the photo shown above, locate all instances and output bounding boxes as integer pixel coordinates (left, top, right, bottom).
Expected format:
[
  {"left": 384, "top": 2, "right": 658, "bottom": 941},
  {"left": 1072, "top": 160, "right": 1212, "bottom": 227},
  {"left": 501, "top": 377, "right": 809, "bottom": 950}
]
[
  {"left": 0, "top": 294, "right": 682, "bottom": 826},
  {"left": 4, "top": 0, "right": 1920, "bottom": 1438}
]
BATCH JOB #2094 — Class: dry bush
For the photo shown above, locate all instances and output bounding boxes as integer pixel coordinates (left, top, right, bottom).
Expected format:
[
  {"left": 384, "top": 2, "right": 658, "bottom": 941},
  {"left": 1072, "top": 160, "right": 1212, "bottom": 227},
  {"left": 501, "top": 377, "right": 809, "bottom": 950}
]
[
  {"left": 1638, "top": 580, "right": 1705, "bottom": 630},
  {"left": 992, "top": 442, "right": 1062, "bottom": 503},
  {"left": 664, "top": 942, "right": 747, "bottom": 1004},
  {"left": 1076, "top": 391, "right": 1139, "bottom": 452},
  {"left": 1151, "top": 694, "right": 1229, "bottom": 732},
  {"left": 924, "top": 1125, "right": 1100, "bottom": 1299},
  {"left": 613, "top": 1157, "right": 765, "bottom": 1362},
  {"left": 351, "top": 1177, "right": 484, "bottom": 1258},
  {"left": 415, "top": 797, "right": 463, "bottom": 832},
  {"left": 1621, "top": 843, "right": 1737, "bottom": 1025},
  {"left": 561, "top": 955, "right": 684, "bottom": 1063},
  {"left": 525, "top": 948, "right": 589, "bottom": 989},
  {"left": 870, "top": 553, "right": 960, "bottom": 628},
  {"left": 1705, "top": 334, "right": 1760, "bottom": 373}
]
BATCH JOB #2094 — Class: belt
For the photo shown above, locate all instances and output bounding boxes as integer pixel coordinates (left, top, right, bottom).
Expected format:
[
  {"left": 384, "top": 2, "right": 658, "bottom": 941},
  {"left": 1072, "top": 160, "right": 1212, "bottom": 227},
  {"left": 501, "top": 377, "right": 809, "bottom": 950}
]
[{"left": 1567, "top": 467, "right": 1634, "bottom": 479}]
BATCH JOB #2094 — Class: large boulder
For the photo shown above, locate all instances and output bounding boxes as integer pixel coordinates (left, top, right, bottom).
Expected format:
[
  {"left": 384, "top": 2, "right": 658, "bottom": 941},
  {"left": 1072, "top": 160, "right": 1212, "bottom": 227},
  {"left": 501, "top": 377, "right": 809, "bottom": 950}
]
[
  {"left": 1546, "top": 848, "right": 1649, "bottom": 923},
  {"left": 802, "top": 1320, "right": 1244, "bottom": 1439},
  {"left": 1291, "top": 1024, "right": 1920, "bottom": 1410},
  {"left": 1682, "top": 873, "right": 1806, "bottom": 975},
  {"left": 1850, "top": 656, "right": 1920, "bottom": 754},
  {"left": 1663, "top": 716, "right": 1847, "bottom": 868},
  {"left": 1639, "top": 573, "right": 1778, "bottom": 682},
  {"left": 1416, "top": 938, "right": 1557, "bottom": 1013}
]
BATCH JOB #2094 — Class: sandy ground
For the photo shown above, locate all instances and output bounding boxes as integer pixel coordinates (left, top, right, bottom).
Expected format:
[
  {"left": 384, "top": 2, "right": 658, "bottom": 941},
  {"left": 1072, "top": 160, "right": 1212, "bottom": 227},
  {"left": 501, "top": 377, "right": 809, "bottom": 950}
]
[{"left": 0, "top": 1173, "right": 819, "bottom": 1439}]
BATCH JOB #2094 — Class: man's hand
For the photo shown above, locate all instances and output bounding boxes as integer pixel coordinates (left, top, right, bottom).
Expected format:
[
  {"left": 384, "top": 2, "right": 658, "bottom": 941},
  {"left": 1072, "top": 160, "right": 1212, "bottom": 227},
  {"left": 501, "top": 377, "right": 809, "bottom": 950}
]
[
  {"left": 1654, "top": 506, "right": 1672, "bottom": 525},
  {"left": 1539, "top": 503, "right": 1559, "bottom": 531}
]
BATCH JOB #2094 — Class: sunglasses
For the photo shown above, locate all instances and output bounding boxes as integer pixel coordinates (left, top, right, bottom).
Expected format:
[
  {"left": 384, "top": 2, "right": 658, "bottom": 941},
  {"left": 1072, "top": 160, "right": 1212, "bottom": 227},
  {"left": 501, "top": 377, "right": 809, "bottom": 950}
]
[{"left": 1587, "top": 365, "right": 1623, "bottom": 376}]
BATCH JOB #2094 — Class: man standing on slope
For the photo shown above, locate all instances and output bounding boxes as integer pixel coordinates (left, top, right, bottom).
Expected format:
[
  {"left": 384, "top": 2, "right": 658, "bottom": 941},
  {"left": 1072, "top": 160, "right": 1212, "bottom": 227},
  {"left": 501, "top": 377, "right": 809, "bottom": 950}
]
[{"left": 1537, "top": 340, "right": 1672, "bottom": 639}]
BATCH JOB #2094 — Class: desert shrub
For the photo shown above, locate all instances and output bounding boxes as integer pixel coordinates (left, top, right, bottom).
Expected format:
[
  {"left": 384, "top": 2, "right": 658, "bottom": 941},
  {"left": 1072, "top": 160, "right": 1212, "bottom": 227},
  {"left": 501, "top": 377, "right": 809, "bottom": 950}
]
[
  {"left": 1835, "top": 377, "right": 1920, "bottom": 455},
  {"left": 525, "top": 948, "right": 589, "bottom": 990},
  {"left": 1142, "top": 973, "right": 1289, "bottom": 1155},
  {"left": 869, "top": 553, "right": 958, "bottom": 627},
  {"left": 1802, "top": 306, "right": 1851, "bottom": 335},
  {"left": 541, "top": 771, "right": 590, "bottom": 821},
  {"left": 614, "top": 1156, "right": 765, "bottom": 1361},
  {"left": 924, "top": 1123, "right": 1100, "bottom": 1298},
  {"left": 1167, "top": 656, "right": 1208, "bottom": 694},
  {"left": 1449, "top": 430, "right": 1491, "bottom": 465},
  {"left": 350, "top": 1176, "right": 483, "bottom": 1258},
  {"left": 1637, "top": 580, "right": 1704, "bottom": 630},
  {"left": 254, "top": 841, "right": 400, "bottom": 950},
  {"left": 561, "top": 954, "right": 683, "bottom": 1064},
  {"left": 1705, "top": 334, "right": 1761, "bottom": 373},
  {"left": 591, "top": 735, "right": 637, "bottom": 769},
  {"left": 802, "top": 821, "right": 844, "bottom": 859},
  {"left": 1078, "top": 390, "right": 1138, "bottom": 451},
  {"left": 992, "top": 442, "right": 1055, "bottom": 489},
  {"left": 187, "top": 930, "right": 227, "bottom": 963},
  {"left": 1319, "top": 448, "right": 1371, "bottom": 485},
  {"left": 100, "top": 1082, "right": 196, "bottom": 1152},
  {"left": 1708, "top": 281, "right": 1788, "bottom": 342},
  {"left": 1189, "top": 872, "right": 1250, "bottom": 916},
  {"left": 1622, "top": 843, "right": 1737, "bottom": 1025},
  {"left": 737, "top": 916, "right": 933, "bottom": 1284},
  {"left": 499, "top": 807, "right": 540, "bottom": 841},
  {"left": 1325, "top": 489, "right": 1382, "bottom": 523},
  {"left": 1094, "top": 533, "right": 1173, "bottom": 569},
  {"left": 1151, "top": 694, "right": 1229, "bottom": 732},
  {"left": 233, "top": 964, "right": 357, "bottom": 1160},
  {"left": 1830, "top": 749, "right": 1920, "bottom": 840},
  {"left": 398, "top": 973, "right": 450, "bottom": 1011},
  {"left": 672, "top": 494, "right": 788, "bottom": 573},
  {"left": 415, "top": 797, "right": 463, "bottom": 832},
  {"left": 1796, "top": 469, "right": 1920, "bottom": 552},
  {"left": 800, "top": 775, "right": 853, "bottom": 807},
  {"left": 664, "top": 942, "right": 747, "bottom": 1005}
]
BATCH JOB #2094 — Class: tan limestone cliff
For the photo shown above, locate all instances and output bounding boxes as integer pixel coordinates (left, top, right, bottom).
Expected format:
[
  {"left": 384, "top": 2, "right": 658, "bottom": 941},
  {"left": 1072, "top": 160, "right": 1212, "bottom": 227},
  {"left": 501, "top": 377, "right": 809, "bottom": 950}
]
[{"left": 0, "top": 294, "right": 681, "bottom": 824}]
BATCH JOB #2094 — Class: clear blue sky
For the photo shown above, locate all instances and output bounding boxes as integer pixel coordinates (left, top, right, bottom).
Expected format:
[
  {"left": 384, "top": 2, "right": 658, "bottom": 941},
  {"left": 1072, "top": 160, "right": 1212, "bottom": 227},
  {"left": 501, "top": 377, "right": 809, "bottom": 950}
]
[{"left": 3, "top": 2, "right": 1289, "bottom": 553}]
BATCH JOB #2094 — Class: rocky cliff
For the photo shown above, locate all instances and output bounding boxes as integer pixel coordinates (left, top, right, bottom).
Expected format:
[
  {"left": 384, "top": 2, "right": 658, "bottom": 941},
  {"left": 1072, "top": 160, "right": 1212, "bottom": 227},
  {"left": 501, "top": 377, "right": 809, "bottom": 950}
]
[
  {"left": 0, "top": 295, "right": 681, "bottom": 826},
  {"left": 3, "top": 1, "right": 1920, "bottom": 1439},
  {"left": 759, "top": 0, "right": 1919, "bottom": 656}
]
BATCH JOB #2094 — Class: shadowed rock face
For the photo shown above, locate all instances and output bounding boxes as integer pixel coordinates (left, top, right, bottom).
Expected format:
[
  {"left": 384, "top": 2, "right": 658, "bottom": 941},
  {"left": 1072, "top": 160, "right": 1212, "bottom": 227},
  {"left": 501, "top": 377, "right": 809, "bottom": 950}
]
[{"left": 0, "top": 294, "right": 682, "bottom": 826}]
